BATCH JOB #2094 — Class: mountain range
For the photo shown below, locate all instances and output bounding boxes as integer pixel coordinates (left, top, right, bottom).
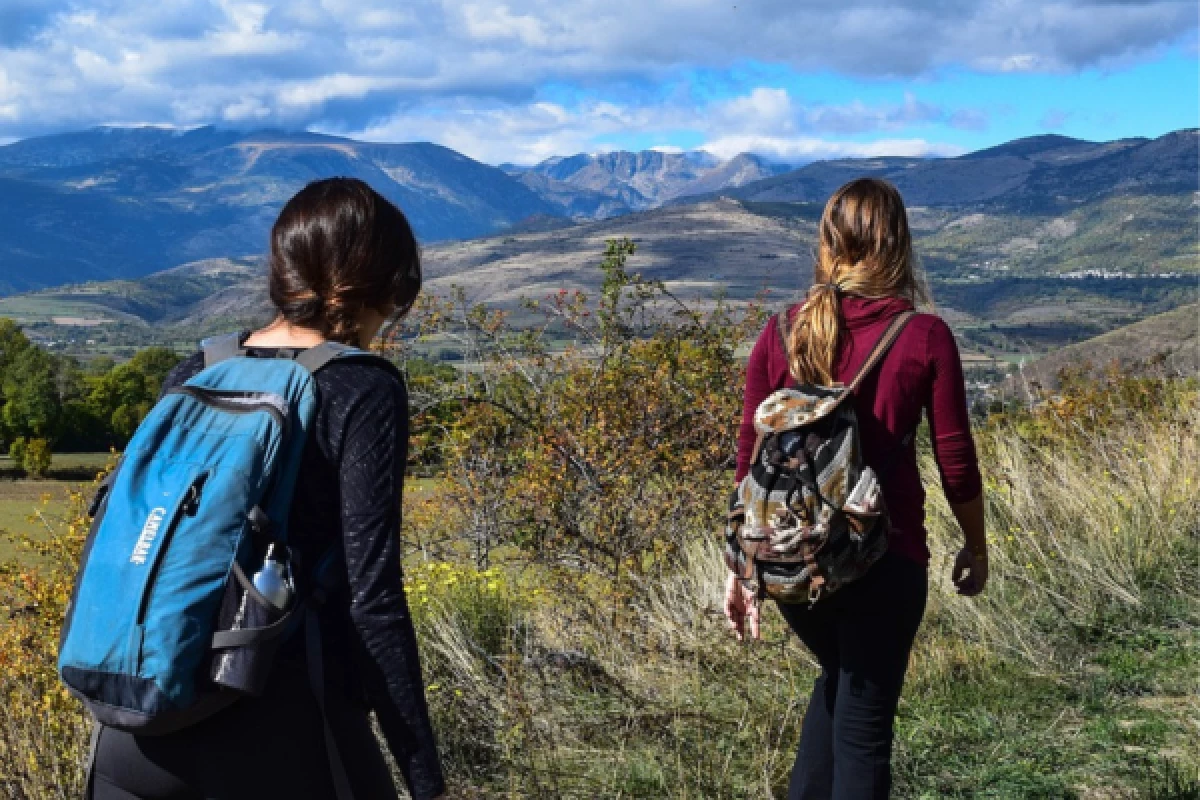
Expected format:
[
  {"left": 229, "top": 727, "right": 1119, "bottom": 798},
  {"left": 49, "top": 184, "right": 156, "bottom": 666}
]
[
  {"left": 0, "top": 127, "right": 1195, "bottom": 317},
  {"left": 686, "top": 131, "right": 1198, "bottom": 212}
]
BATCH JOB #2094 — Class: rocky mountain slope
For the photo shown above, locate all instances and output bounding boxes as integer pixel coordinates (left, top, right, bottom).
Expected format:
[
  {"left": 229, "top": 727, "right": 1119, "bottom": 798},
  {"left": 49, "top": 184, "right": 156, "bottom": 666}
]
[{"left": 505, "top": 150, "right": 788, "bottom": 218}]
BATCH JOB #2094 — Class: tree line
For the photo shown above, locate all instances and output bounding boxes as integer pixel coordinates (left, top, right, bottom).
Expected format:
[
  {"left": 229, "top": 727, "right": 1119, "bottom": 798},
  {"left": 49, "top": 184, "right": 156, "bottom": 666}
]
[{"left": 0, "top": 319, "right": 179, "bottom": 474}]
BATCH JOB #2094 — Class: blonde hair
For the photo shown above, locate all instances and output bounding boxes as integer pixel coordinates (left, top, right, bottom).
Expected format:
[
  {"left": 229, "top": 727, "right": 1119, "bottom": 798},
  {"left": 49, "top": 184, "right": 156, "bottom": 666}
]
[{"left": 787, "top": 178, "right": 927, "bottom": 385}]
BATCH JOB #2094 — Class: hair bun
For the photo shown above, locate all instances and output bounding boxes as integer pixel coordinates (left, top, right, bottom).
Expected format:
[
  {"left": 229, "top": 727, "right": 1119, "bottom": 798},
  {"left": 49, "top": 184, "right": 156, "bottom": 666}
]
[{"left": 267, "top": 177, "right": 422, "bottom": 345}]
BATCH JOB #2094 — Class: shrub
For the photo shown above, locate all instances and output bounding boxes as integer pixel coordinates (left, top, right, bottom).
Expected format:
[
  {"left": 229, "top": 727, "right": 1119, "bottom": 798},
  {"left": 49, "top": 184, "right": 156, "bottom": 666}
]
[
  {"left": 7, "top": 437, "right": 26, "bottom": 469},
  {"left": 22, "top": 439, "right": 52, "bottom": 478},
  {"left": 0, "top": 478, "right": 95, "bottom": 797},
  {"left": 393, "top": 239, "right": 765, "bottom": 626}
]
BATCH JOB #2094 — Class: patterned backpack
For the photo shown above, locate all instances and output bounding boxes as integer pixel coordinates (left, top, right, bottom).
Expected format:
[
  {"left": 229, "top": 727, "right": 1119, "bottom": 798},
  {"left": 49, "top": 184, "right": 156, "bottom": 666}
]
[{"left": 725, "top": 309, "right": 914, "bottom": 604}]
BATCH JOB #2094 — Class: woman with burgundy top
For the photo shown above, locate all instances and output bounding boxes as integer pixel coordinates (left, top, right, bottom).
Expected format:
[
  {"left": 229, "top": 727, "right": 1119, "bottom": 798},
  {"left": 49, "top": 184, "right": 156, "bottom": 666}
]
[{"left": 723, "top": 178, "right": 989, "bottom": 799}]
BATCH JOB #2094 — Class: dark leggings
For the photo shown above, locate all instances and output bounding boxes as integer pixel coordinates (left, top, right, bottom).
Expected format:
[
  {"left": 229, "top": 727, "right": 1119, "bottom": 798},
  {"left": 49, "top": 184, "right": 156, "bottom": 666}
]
[
  {"left": 777, "top": 552, "right": 928, "bottom": 800},
  {"left": 90, "top": 661, "right": 398, "bottom": 800}
]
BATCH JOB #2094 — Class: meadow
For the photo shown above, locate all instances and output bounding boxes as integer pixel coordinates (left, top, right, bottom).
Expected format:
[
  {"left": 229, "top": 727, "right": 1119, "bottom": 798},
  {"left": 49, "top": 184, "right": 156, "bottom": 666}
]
[
  {"left": 399, "top": 388, "right": 1199, "bottom": 798},
  {"left": 0, "top": 454, "right": 110, "bottom": 563},
  {"left": 0, "top": 248, "right": 1195, "bottom": 799}
]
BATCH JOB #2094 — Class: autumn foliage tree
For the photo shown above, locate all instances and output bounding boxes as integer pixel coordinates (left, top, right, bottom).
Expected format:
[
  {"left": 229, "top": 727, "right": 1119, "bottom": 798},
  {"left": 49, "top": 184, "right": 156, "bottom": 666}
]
[{"left": 393, "top": 239, "right": 765, "bottom": 621}]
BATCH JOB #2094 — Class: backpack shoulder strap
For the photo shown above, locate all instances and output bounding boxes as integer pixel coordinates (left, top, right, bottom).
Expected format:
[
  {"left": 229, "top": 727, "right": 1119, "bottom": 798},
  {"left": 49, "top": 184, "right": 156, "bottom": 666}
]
[
  {"left": 776, "top": 305, "right": 797, "bottom": 380},
  {"left": 201, "top": 333, "right": 246, "bottom": 368},
  {"left": 295, "top": 342, "right": 401, "bottom": 379},
  {"left": 201, "top": 333, "right": 400, "bottom": 380},
  {"left": 294, "top": 341, "right": 359, "bottom": 374},
  {"left": 846, "top": 311, "right": 916, "bottom": 395}
]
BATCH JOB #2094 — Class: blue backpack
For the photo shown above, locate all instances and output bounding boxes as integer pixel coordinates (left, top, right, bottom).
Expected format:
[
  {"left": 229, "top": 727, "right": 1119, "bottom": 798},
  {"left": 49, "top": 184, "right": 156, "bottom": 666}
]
[{"left": 59, "top": 334, "right": 395, "bottom": 796}]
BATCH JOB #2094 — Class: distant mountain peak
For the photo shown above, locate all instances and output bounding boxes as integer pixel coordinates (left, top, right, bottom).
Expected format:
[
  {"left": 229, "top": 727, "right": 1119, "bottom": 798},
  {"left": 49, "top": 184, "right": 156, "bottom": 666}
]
[
  {"left": 959, "top": 133, "right": 1100, "bottom": 160},
  {"left": 508, "top": 148, "right": 789, "bottom": 217}
]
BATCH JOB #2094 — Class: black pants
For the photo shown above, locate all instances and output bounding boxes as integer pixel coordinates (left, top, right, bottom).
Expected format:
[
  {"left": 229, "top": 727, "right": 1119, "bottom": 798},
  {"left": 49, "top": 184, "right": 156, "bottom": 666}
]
[
  {"left": 777, "top": 552, "right": 928, "bottom": 800},
  {"left": 90, "top": 660, "right": 398, "bottom": 800}
]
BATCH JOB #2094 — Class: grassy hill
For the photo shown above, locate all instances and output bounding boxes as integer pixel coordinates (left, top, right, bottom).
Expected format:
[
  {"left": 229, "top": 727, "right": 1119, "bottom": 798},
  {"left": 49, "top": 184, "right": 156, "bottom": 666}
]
[{"left": 1011, "top": 303, "right": 1199, "bottom": 390}]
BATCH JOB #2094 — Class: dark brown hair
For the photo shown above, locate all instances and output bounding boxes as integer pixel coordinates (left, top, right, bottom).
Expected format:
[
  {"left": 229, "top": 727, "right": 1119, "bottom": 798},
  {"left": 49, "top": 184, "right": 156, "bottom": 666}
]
[
  {"left": 787, "top": 177, "right": 926, "bottom": 384},
  {"left": 268, "top": 177, "right": 421, "bottom": 344}
]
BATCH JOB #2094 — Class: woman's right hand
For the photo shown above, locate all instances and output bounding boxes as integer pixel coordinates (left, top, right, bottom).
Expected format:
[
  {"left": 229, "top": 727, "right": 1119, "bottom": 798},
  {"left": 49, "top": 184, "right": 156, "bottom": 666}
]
[
  {"left": 952, "top": 546, "right": 988, "bottom": 596},
  {"left": 723, "top": 571, "right": 760, "bottom": 641}
]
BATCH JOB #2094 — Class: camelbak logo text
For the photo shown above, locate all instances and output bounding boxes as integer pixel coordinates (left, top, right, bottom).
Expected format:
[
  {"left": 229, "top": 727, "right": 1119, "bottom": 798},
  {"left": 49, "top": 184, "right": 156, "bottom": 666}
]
[{"left": 130, "top": 508, "right": 168, "bottom": 565}]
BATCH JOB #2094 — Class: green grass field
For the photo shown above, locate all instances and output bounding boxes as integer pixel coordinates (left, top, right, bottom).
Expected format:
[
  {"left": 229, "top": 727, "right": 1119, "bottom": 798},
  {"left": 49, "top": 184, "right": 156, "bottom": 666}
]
[
  {"left": 0, "top": 460, "right": 435, "bottom": 566},
  {"left": 0, "top": 454, "right": 111, "bottom": 563},
  {"left": 0, "top": 482, "right": 79, "bottom": 563}
]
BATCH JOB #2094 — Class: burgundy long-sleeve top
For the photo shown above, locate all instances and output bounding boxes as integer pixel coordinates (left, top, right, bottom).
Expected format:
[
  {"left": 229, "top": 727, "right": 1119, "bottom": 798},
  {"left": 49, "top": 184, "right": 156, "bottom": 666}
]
[{"left": 736, "top": 295, "right": 983, "bottom": 566}]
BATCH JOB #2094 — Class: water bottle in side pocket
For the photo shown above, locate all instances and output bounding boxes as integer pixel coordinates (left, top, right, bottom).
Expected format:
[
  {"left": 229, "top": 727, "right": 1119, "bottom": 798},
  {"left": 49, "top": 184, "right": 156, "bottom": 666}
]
[{"left": 210, "top": 544, "right": 294, "bottom": 695}]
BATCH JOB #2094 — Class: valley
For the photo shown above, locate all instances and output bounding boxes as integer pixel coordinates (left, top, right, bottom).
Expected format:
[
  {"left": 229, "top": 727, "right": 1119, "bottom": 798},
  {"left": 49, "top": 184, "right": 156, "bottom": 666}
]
[{"left": 1, "top": 197, "right": 1193, "bottom": 395}]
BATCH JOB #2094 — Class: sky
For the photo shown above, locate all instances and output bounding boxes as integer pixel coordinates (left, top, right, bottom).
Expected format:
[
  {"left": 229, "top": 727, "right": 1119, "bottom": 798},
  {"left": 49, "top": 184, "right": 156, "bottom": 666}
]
[{"left": 0, "top": 0, "right": 1196, "bottom": 165}]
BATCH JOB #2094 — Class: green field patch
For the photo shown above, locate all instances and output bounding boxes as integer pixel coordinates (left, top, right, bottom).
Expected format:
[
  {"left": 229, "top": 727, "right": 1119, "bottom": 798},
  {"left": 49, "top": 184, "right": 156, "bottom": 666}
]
[{"left": 0, "top": 480, "right": 83, "bottom": 564}]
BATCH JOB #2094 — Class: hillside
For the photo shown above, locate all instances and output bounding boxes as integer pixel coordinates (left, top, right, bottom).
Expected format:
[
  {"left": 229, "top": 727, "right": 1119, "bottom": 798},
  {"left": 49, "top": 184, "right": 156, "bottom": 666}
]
[
  {"left": 1011, "top": 303, "right": 1199, "bottom": 390},
  {"left": 4, "top": 200, "right": 1194, "bottom": 364},
  {"left": 0, "top": 202, "right": 811, "bottom": 347},
  {"left": 0, "top": 127, "right": 557, "bottom": 293},
  {"left": 680, "top": 130, "right": 1198, "bottom": 278}
]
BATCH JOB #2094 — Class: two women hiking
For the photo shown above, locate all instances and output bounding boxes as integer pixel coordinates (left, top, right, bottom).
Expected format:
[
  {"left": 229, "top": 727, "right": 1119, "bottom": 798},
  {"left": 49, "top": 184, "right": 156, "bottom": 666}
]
[
  {"left": 66, "top": 174, "right": 984, "bottom": 800},
  {"left": 724, "top": 177, "right": 988, "bottom": 799}
]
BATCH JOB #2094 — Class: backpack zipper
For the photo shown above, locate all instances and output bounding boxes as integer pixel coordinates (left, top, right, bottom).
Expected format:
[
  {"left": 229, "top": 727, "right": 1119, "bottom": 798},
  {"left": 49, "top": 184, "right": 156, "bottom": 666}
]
[
  {"left": 165, "top": 386, "right": 289, "bottom": 440},
  {"left": 133, "top": 471, "right": 208, "bottom": 628}
]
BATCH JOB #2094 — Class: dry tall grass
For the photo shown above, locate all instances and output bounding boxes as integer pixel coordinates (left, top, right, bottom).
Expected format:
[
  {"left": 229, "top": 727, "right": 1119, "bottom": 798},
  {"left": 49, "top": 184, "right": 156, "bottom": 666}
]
[
  {"left": 924, "top": 404, "right": 1198, "bottom": 668},
  {"left": 410, "top": 381, "right": 1199, "bottom": 797}
]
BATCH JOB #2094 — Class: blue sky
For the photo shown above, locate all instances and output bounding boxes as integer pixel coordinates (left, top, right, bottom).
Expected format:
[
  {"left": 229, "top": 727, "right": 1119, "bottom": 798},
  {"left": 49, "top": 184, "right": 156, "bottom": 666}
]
[{"left": 0, "top": 1, "right": 1196, "bottom": 164}]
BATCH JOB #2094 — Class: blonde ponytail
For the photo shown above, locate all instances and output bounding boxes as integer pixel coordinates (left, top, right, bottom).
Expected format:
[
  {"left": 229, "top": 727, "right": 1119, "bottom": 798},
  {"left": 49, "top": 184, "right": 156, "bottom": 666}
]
[{"left": 787, "top": 178, "right": 926, "bottom": 385}]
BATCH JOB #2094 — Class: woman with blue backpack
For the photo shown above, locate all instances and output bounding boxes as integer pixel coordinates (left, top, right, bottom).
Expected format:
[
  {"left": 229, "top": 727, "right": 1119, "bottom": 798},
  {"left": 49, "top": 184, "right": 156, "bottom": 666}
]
[
  {"left": 67, "top": 178, "right": 447, "bottom": 799},
  {"left": 723, "top": 178, "right": 989, "bottom": 799}
]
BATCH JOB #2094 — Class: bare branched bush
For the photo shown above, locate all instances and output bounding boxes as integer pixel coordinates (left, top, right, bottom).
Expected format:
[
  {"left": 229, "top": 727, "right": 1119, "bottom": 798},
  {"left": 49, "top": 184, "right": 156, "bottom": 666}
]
[{"left": 390, "top": 238, "right": 766, "bottom": 625}]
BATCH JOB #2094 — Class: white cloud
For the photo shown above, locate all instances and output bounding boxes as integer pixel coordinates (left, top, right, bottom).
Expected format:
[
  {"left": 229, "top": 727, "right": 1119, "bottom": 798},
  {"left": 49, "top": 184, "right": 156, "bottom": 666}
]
[
  {"left": 702, "top": 135, "right": 965, "bottom": 162},
  {"left": 222, "top": 95, "right": 272, "bottom": 122},
  {"left": 276, "top": 74, "right": 393, "bottom": 110},
  {"left": 341, "top": 86, "right": 970, "bottom": 165},
  {"left": 0, "top": 0, "right": 1191, "bottom": 157},
  {"left": 461, "top": 4, "right": 549, "bottom": 47}
]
